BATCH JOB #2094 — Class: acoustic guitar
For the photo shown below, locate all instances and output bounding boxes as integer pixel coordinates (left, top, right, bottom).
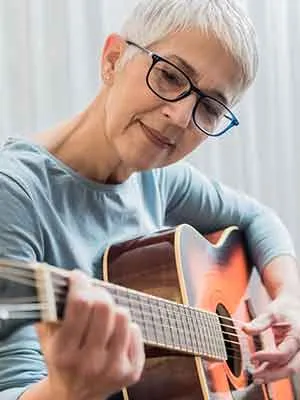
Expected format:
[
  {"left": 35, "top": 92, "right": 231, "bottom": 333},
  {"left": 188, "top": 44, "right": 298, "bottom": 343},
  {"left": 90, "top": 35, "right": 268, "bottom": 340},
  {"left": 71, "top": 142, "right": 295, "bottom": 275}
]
[{"left": 0, "top": 224, "right": 296, "bottom": 399}]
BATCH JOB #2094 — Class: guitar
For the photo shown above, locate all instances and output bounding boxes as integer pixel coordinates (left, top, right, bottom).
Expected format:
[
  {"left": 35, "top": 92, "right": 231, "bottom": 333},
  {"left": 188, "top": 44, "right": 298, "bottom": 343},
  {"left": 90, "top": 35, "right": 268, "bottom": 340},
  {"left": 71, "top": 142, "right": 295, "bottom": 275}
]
[{"left": 0, "top": 224, "right": 296, "bottom": 399}]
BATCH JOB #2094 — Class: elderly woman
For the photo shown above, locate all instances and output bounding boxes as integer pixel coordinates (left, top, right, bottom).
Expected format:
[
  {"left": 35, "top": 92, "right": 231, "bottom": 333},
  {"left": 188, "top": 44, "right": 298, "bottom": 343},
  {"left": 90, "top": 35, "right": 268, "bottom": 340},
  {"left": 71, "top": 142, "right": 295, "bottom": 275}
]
[{"left": 0, "top": 0, "right": 299, "bottom": 399}]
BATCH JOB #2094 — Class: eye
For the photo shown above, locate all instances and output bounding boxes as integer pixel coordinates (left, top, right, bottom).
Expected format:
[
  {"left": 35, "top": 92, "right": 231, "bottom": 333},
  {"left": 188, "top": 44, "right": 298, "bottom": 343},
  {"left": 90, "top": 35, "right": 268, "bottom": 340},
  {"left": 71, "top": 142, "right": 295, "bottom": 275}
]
[
  {"left": 160, "top": 69, "right": 182, "bottom": 85},
  {"left": 201, "top": 98, "right": 223, "bottom": 118},
  {"left": 153, "top": 62, "right": 187, "bottom": 89}
]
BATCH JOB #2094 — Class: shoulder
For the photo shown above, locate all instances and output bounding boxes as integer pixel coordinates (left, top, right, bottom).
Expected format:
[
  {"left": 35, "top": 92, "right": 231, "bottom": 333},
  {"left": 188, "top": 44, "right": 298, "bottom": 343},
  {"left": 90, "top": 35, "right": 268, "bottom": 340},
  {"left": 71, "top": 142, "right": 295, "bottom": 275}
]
[
  {"left": 151, "top": 160, "right": 214, "bottom": 193},
  {"left": 0, "top": 138, "right": 63, "bottom": 200}
]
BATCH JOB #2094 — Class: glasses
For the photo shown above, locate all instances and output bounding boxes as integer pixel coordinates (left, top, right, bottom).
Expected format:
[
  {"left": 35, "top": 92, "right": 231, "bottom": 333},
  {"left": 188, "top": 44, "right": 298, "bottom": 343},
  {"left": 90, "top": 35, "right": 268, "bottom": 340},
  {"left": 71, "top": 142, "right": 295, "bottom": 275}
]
[{"left": 126, "top": 40, "right": 239, "bottom": 137}]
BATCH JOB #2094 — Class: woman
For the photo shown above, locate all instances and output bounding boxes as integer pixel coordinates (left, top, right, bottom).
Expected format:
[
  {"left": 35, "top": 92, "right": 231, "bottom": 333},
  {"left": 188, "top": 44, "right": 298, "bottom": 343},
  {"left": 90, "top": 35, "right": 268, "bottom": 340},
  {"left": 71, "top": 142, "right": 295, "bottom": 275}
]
[{"left": 0, "top": 0, "right": 299, "bottom": 399}]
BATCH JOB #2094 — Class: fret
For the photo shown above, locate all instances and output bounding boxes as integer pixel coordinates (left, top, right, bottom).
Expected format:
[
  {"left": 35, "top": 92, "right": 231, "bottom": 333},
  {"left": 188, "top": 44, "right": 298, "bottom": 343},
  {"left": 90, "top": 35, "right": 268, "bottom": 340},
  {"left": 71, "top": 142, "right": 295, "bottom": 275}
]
[
  {"left": 195, "top": 311, "right": 203, "bottom": 353},
  {"left": 131, "top": 292, "right": 157, "bottom": 343},
  {"left": 95, "top": 278, "right": 226, "bottom": 359},
  {"left": 207, "top": 312, "right": 217, "bottom": 356},
  {"left": 178, "top": 303, "right": 193, "bottom": 351},
  {"left": 160, "top": 302, "right": 174, "bottom": 348},
  {"left": 136, "top": 292, "right": 147, "bottom": 340},
  {"left": 204, "top": 312, "right": 214, "bottom": 356},
  {"left": 136, "top": 293, "right": 152, "bottom": 342},
  {"left": 174, "top": 303, "right": 185, "bottom": 349},
  {"left": 194, "top": 310, "right": 204, "bottom": 354},
  {"left": 212, "top": 314, "right": 221, "bottom": 358},
  {"left": 213, "top": 313, "right": 226, "bottom": 359},
  {"left": 128, "top": 291, "right": 147, "bottom": 336},
  {"left": 148, "top": 296, "right": 159, "bottom": 344},
  {"left": 197, "top": 310, "right": 210, "bottom": 356},
  {"left": 0, "top": 258, "right": 227, "bottom": 360},
  {"left": 166, "top": 302, "right": 181, "bottom": 350},
  {"left": 185, "top": 306, "right": 198, "bottom": 352},
  {"left": 109, "top": 285, "right": 123, "bottom": 306},
  {"left": 151, "top": 298, "right": 163, "bottom": 345},
  {"left": 172, "top": 302, "right": 184, "bottom": 350},
  {"left": 139, "top": 294, "right": 150, "bottom": 341},
  {"left": 189, "top": 307, "right": 201, "bottom": 354},
  {"left": 109, "top": 282, "right": 223, "bottom": 358},
  {"left": 155, "top": 298, "right": 167, "bottom": 346},
  {"left": 204, "top": 311, "right": 212, "bottom": 355},
  {"left": 216, "top": 316, "right": 223, "bottom": 357}
]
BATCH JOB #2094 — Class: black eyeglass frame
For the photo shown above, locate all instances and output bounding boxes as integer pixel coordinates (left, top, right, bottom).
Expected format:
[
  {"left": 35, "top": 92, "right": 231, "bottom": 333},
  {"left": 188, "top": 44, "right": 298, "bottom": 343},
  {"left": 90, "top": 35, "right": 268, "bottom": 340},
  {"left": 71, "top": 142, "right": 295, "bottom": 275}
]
[{"left": 126, "top": 40, "right": 239, "bottom": 137}]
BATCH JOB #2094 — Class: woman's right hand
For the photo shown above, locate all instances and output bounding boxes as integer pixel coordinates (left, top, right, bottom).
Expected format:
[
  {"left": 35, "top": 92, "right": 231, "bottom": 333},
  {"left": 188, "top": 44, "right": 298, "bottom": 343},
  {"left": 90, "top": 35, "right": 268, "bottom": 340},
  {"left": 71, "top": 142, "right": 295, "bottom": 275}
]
[{"left": 36, "top": 270, "right": 145, "bottom": 400}]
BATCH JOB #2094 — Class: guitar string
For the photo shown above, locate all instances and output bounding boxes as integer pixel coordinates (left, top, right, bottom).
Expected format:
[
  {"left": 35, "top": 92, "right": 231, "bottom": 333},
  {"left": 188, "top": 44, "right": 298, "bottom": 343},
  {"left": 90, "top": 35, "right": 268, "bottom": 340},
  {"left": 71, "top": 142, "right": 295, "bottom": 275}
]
[
  {"left": 0, "top": 267, "right": 283, "bottom": 352},
  {"left": 0, "top": 261, "right": 274, "bottom": 365},
  {"left": 0, "top": 306, "right": 264, "bottom": 360},
  {"left": 0, "top": 296, "right": 264, "bottom": 362},
  {"left": 0, "top": 269, "right": 276, "bottom": 357},
  {"left": 0, "top": 268, "right": 288, "bottom": 356},
  {"left": 0, "top": 299, "right": 252, "bottom": 341},
  {"left": 0, "top": 303, "right": 264, "bottom": 356},
  {"left": 1, "top": 311, "right": 247, "bottom": 363},
  {"left": 0, "top": 261, "right": 259, "bottom": 330},
  {"left": 0, "top": 270, "right": 256, "bottom": 341},
  {"left": 0, "top": 266, "right": 274, "bottom": 330},
  {"left": 0, "top": 297, "right": 248, "bottom": 336}
]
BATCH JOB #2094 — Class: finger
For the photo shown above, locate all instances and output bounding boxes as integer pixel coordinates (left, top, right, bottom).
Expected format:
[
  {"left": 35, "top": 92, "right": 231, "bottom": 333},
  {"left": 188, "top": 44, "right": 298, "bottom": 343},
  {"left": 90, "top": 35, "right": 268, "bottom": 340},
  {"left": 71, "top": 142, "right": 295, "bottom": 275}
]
[
  {"left": 35, "top": 322, "right": 59, "bottom": 350},
  {"left": 253, "top": 350, "right": 300, "bottom": 383},
  {"left": 243, "top": 312, "right": 276, "bottom": 335},
  {"left": 251, "top": 335, "right": 299, "bottom": 367},
  {"left": 273, "top": 326, "right": 290, "bottom": 346},
  {"left": 36, "top": 322, "right": 57, "bottom": 338},
  {"left": 55, "top": 270, "right": 94, "bottom": 350},
  {"left": 127, "top": 323, "right": 145, "bottom": 378},
  {"left": 106, "top": 307, "right": 131, "bottom": 360},
  {"left": 80, "top": 287, "right": 115, "bottom": 350}
]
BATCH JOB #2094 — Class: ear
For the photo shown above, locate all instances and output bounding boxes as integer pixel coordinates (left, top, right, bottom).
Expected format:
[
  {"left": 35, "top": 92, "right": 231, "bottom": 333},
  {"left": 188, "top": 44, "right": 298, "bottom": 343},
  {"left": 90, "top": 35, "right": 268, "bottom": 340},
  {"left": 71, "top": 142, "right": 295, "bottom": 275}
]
[{"left": 100, "top": 33, "right": 127, "bottom": 85}]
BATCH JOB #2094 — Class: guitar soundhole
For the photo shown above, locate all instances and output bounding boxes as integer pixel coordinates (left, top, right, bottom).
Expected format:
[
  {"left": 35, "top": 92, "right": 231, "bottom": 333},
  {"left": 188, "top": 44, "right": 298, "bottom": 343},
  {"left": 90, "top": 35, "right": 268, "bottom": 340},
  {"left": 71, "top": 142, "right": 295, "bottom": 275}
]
[{"left": 216, "top": 303, "right": 242, "bottom": 377}]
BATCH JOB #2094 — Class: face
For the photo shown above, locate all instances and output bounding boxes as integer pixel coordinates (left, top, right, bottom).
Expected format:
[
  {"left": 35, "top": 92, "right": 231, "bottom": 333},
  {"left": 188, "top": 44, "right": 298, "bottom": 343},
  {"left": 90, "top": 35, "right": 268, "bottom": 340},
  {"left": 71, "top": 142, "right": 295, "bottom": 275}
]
[{"left": 101, "top": 29, "right": 242, "bottom": 176}]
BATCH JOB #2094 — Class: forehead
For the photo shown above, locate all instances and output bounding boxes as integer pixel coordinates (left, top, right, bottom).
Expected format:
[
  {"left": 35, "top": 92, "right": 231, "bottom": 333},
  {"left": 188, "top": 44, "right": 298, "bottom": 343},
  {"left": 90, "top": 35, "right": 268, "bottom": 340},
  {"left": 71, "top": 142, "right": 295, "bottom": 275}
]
[{"left": 149, "top": 29, "right": 243, "bottom": 105}]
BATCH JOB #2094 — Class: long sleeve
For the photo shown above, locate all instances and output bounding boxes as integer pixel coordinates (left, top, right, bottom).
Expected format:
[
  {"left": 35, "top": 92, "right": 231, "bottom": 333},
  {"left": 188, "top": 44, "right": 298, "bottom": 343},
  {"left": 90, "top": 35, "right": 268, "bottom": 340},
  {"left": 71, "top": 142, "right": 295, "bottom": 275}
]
[
  {"left": 158, "top": 162, "right": 295, "bottom": 272},
  {"left": 0, "top": 174, "right": 46, "bottom": 399}
]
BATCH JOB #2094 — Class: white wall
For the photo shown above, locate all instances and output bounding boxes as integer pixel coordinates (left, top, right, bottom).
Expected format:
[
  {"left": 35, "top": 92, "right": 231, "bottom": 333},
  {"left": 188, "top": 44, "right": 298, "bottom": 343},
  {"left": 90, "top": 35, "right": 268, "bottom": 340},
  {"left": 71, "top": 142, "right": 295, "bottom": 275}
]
[{"left": 0, "top": 0, "right": 299, "bottom": 254}]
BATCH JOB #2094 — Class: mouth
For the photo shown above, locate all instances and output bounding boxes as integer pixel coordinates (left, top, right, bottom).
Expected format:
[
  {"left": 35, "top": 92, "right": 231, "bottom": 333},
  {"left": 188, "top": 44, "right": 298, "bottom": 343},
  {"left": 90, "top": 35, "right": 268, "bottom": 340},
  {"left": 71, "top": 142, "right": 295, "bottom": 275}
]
[{"left": 139, "top": 121, "right": 176, "bottom": 149}]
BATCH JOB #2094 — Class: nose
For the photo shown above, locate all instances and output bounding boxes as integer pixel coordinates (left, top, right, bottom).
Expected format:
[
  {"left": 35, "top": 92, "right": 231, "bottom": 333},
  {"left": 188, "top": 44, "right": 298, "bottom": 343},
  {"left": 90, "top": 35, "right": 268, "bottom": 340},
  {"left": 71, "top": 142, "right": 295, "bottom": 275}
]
[{"left": 160, "top": 94, "right": 197, "bottom": 129}]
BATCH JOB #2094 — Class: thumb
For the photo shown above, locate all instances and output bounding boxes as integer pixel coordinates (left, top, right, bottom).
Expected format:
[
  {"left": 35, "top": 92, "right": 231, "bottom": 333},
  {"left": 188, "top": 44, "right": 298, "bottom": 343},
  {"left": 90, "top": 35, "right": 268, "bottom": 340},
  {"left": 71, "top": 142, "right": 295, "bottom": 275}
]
[{"left": 243, "top": 312, "right": 276, "bottom": 335}]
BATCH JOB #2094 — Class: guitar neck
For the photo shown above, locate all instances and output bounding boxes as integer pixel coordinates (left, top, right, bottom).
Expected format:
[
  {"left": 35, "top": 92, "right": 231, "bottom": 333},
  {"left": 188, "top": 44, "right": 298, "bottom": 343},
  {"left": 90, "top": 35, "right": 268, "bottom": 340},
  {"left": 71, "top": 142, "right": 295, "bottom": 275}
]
[
  {"left": 93, "top": 277, "right": 226, "bottom": 360},
  {"left": 1, "top": 260, "right": 227, "bottom": 361}
]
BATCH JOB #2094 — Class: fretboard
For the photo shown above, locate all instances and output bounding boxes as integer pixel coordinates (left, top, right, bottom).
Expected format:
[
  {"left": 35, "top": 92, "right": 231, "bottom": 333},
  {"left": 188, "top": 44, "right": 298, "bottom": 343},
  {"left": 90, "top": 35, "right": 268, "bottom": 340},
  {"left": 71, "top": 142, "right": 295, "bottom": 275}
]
[
  {"left": 0, "top": 260, "right": 227, "bottom": 361},
  {"left": 93, "top": 279, "right": 227, "bottom": 361}
]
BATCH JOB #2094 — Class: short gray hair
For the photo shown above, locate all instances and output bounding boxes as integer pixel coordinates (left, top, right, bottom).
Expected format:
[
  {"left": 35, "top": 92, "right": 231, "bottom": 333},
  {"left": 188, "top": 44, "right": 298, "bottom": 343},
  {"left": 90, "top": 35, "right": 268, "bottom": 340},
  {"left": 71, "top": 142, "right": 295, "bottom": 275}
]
[{"left": 120, "top": 0, "right": 258, "bottom": 98}]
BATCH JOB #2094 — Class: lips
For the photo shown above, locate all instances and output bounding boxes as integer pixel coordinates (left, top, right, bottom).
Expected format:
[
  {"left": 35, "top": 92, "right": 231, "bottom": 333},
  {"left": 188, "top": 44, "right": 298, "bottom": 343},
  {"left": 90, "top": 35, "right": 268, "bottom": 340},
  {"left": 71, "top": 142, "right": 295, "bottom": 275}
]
[{"left": 139, "top": 121, "right": 176, "bottom": 149}]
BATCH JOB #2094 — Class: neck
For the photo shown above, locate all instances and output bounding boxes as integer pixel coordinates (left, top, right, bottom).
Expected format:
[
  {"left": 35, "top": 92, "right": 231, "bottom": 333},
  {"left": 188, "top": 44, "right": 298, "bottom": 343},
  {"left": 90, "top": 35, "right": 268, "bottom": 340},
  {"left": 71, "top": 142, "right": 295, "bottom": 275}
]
[{"left": 33, "top": 92, "right": 132, "bottom": 184}]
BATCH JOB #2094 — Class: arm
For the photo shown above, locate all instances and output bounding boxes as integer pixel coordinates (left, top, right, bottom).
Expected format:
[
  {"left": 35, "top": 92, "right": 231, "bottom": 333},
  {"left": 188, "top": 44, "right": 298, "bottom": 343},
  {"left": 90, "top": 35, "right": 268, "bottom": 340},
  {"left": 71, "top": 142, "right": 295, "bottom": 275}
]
[
  {"left": 243, "top": 255, "right": 300, "bottom": 383},
  {"left": 159, "top": 162, "right": 300, "bottom": 382},
  {"left": 160, "top": 162, "right": 296, "bottom": 271},
  {"left": 261, "top": 254, "right": 300, "bottom": 299},
  {"left": 0, "top": 175, "right": 145, "bottom": 400}
]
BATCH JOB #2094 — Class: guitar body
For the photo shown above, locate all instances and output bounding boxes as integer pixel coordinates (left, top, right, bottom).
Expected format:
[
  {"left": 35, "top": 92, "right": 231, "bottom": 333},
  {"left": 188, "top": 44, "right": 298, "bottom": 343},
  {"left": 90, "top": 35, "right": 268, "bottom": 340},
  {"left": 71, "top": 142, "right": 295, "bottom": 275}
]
[{"left": 103, "top": 224, "right": 295, "bottom": 400}]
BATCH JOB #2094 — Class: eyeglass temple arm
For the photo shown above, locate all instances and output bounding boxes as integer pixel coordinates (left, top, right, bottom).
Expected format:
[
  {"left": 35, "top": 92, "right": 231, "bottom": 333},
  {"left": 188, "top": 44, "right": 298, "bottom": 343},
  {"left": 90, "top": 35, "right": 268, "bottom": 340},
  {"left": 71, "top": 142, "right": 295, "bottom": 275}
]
[{"left": 125, "top": 40, "right": 154, "bottom": 57}]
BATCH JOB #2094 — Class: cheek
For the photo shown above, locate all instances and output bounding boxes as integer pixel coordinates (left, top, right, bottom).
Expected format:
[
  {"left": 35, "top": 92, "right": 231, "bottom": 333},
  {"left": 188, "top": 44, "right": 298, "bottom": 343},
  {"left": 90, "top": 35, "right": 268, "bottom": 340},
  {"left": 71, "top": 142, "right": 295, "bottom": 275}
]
[
  {"left": 181, "top": 130, "right": 206, "bottom": 152},
  {"left": 165, "top": 132, "right": 206, "bottom": 165},
  {"left": 105, "top": 82, "right": 157, "bottom": 134}
]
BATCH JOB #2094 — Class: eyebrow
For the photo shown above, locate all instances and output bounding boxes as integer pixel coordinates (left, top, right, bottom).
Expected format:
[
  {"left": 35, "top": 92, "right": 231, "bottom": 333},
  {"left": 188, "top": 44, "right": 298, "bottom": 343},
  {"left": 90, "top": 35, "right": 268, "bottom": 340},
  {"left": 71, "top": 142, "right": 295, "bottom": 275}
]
[{"left": 167, "top": 54, "right": 229, "bottom": 105}]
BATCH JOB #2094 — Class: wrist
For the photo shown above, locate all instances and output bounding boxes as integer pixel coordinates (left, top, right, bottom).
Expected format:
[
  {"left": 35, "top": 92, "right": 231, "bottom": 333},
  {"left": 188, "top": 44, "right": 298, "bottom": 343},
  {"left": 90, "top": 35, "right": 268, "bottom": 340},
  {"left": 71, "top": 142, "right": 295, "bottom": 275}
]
[{"left": 44, "top": 377, "right": 108, "bottom": 400}]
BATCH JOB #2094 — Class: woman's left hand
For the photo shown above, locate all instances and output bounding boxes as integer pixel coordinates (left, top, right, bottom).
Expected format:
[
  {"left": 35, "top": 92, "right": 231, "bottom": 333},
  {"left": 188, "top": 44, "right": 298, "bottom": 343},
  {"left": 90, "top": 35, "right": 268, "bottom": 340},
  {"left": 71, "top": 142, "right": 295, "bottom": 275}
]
[{"left": 243, "top": 294, "right": 300, "bottom": 383}]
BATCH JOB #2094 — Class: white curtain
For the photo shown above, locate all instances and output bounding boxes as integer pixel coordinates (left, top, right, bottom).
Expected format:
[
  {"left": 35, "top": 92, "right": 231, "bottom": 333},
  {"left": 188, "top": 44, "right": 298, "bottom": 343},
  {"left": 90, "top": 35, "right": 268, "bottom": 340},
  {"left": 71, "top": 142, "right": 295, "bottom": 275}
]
[{"left": 0, "top": 0, "right": 299, "bottom": 255}]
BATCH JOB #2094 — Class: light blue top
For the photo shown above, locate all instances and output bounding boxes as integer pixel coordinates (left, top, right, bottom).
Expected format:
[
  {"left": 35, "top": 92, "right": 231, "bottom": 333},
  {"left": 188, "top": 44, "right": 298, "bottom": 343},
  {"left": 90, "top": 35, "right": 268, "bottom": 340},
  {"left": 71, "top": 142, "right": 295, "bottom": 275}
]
[{"left": 0, "top": 138, "right": 295, "bottom": 399}]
